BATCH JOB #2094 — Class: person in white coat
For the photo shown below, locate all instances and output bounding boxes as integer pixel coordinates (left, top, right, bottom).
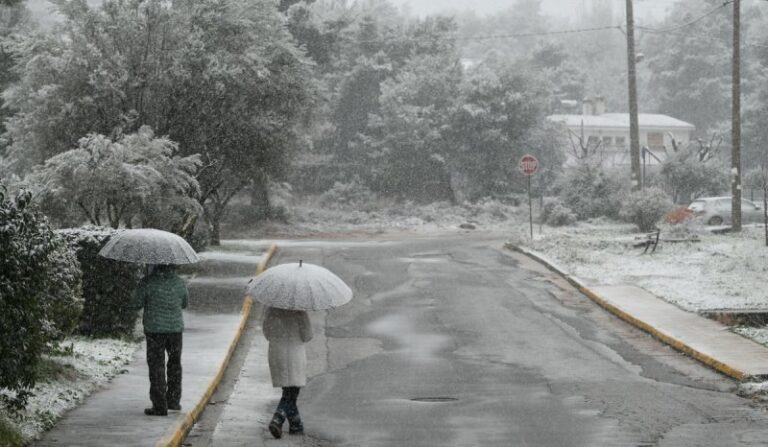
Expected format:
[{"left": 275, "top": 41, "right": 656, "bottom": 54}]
[{"left": 263, "top": 306, "right": 313, "bottom": 439}]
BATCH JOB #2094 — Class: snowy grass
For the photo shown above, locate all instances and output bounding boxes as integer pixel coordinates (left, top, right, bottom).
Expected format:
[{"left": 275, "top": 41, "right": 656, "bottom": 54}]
[
  {"left": 526, "top": 221, "right": 768, "bottom": 312},
  {"left": 1, "top": 336, "right": 139, "bottom": 445}
]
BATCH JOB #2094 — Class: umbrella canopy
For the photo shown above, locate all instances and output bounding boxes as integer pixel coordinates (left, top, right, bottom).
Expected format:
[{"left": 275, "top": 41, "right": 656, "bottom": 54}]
[
  {"left": 246, "top": 261, "right": 352, "bottom": 311},
  {"left": 98, "top": 228, "right": 200, "bottom": 265}
]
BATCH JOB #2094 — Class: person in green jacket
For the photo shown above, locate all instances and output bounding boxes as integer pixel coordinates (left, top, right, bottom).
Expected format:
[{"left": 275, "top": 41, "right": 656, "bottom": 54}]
[{"left": 131, "top": 264, "right": 188, "bottom": 416}]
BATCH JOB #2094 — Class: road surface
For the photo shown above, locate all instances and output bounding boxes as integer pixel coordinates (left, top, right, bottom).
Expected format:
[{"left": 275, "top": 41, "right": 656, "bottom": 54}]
[{"left": 188, "top": 232, "right": 768, "bottom": 446}]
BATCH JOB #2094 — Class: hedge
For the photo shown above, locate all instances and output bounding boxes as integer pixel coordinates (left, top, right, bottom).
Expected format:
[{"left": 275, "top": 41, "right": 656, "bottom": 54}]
[{"left": 57, "top": 227, "right": 141, "bottom": 337}]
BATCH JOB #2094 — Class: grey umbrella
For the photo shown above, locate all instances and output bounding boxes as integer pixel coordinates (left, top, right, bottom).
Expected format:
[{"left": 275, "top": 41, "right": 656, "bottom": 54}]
[
  {"left": 98, "top": 228, "right": 200, "bottom": 265},
  {"left": 246, "top": 261, "right": 352, "bottom": 311}
]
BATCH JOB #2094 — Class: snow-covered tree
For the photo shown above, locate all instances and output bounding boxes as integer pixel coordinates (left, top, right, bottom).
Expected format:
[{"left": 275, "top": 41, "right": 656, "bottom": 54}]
[
  {"left": 27, "top": 126, "right": 200, "bottom": 230},
  {"left": 3, "top": 0, "right": 311, "bottom": 243}
]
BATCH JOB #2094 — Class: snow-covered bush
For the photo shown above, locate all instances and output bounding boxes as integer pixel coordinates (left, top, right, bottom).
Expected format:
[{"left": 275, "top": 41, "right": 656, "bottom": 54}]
[
  {"left": 660, "top": 146, "right": 728, "bottom": 204},
  {"left": 57, "top": 227, "right": 141, "bottom": 337},
  {"left": 554, "top": 162, "right": 627, "bottom": 220},
  {"left": 319, "top": 178, "right": 378, "bottom": 211},
  {"left": 546, "top": 203, "right": 577, "bottom": 227},
  {"left": 620, "top": 187, "right": 674, "bottom": 232},
  {"left": 0, "top": 188, "right": 80, "bottom": 413}
]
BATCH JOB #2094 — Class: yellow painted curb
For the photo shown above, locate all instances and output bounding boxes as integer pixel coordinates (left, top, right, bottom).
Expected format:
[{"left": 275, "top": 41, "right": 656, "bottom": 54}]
[
  {"left": 509, "top": 244, "right": 747, "bottom": 381},
  {"left": 155, "top": 243, "right": 278, "bottom": 447}
]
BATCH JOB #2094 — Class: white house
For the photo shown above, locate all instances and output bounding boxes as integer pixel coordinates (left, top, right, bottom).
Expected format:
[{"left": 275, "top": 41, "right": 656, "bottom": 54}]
[{"left": 547, "top": 97, "right": 695, "bottom": 169}]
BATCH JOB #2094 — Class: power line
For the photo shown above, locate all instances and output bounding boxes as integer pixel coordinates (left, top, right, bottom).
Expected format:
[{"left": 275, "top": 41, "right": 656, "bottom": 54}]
[
  {"left": 636, "top": 1, "right": 732, "bottom": 33},
  {"left": 457, "top": 25, "right": 622, "bottom": 42}
]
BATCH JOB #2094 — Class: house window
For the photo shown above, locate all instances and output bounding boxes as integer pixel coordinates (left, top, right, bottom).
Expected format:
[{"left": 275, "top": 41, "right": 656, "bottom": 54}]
[
  {"left": 587, "top": 136, "right": 600, "bottom": 147},
  {"left": 602, "top": 136, "right": 613, "bottom": 147},
  {"left": 615, "top": 136, "right": 626, "bottom": 147},
  {"left": 647, "top": 132, "right": 664, "bottom": 149}
]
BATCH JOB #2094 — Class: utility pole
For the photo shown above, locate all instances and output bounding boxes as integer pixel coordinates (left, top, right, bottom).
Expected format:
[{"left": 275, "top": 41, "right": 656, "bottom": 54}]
[
  {"left": 625, "top": 0, "right": 641, "bottom": 191},
  {"left": 732, "top": 0, "right": 742, "bottom": 231}
]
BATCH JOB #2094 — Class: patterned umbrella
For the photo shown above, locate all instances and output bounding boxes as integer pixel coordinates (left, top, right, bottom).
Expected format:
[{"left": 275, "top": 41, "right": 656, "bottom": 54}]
[
  {"left": 246, "top": 261, "right": 352, "bottom": 311},
  {"left": 98, "top": 228, "right": 200, "bottom": 265}
]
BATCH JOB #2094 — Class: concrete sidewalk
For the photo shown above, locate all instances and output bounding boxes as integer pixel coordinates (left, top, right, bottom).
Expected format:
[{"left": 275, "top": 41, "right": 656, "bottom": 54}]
[
  {"left": 514, "top": 245, "right": 768, "bottom": 381},
  {"left": 33, "top": 312, "right": 244, "bottom": 447},
  {"left": 32, "top": 243, "right": 276, "bottom": 447}
]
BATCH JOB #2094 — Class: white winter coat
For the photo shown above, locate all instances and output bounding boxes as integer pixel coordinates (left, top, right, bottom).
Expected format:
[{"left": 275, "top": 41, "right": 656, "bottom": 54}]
[{"left": 263, "top": 307, "right": 313, "bottom": 387}]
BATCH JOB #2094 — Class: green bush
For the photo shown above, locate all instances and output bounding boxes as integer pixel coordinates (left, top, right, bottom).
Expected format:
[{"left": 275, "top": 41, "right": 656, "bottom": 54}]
[
  {"left": 0, "top": 187, "right": 77, "bottom": 413},
  {"left": 544, "top": 202, "right": 577, "bottom": 227},
  {"left": 554, "top": 162, "right": 628, "bottom": 220},
  {"left": 620, "top": 187, "right": 674, "bottom": 232},
  {"left": 57, "top": 227, "right": 141, "bottom": 337},
  {"left": 0, "top": 413, "right": 23, "bottom": 447}
]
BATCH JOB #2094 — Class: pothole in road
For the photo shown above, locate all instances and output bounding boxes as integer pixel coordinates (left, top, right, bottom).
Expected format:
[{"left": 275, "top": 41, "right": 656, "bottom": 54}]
[{"left": 409, "top": 397, "right": 459, "bottom": 403}]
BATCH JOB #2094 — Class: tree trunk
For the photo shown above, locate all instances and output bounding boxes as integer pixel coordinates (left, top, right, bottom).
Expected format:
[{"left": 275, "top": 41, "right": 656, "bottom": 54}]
[{"left": 209, "top": 217, "right": 221, "bottom": 246}]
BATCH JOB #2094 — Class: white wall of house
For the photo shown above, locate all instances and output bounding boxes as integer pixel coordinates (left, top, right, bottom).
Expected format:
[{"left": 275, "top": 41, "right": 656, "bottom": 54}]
[{"left": 549, "top": 112, "right": 695, "bottom": 170}]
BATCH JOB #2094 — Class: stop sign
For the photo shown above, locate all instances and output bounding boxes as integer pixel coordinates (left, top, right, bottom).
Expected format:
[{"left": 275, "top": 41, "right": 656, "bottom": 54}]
[{"left": 518, "top": 154, "right": 539, "bottom": 176}]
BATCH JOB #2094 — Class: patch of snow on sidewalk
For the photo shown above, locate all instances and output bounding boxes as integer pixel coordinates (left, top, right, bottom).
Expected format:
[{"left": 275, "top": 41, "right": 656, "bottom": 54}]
[{"left": 17, "top": 337, "right": 139, "bottom": 442}]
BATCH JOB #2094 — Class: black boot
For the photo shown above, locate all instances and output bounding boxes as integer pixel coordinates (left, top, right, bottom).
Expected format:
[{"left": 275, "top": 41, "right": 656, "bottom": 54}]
[
  {"left": 268, "top": 411, "right": 286, "bottom": 439},
  {"left": 288, "top": 415, "right": 304, "bottom": 435}
]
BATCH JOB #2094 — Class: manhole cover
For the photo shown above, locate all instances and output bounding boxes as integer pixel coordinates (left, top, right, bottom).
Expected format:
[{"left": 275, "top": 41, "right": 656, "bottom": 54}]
[{"left": 410, "top": 397, "right": 458, "bottom": 403}]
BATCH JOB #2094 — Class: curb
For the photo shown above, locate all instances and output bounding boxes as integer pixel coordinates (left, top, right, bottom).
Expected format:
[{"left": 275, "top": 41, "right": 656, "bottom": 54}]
[
  {"left": 508, "top": 243, "right": 748, "bottom": 381},
  {"left": 156, "top": 243, "right": 278, "bottom": 447}
]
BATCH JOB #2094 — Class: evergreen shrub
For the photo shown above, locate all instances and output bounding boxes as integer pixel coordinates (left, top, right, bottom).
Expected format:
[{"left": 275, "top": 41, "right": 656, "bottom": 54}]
[
  {"left": 555, "top": 162, "right": 627, "bottom": 220},
  {"left": 0, "top": 188, "right": 80, "bottom": 413}
]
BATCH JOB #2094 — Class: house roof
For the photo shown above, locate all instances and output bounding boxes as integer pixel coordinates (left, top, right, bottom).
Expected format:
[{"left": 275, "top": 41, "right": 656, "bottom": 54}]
[{"left": 547, "top": 113, "right": 695, "bottom": 130}]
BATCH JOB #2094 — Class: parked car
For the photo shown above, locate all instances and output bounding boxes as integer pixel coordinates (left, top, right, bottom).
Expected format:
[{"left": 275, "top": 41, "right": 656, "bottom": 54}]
[{"left": 687, "top": 196, "right": 764, "bottom": 225}]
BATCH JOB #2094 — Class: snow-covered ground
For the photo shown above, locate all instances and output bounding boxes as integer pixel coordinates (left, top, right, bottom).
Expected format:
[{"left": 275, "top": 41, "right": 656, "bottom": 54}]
[
  {"left": 524, "top": 221, "right": 768, "bottom": 312},
  {"left": 8, "top": 336, "right": 139, "bottom": 442}
]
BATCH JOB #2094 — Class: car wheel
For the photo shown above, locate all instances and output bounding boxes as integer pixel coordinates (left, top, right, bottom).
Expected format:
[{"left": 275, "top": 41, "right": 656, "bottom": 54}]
[{"left": 708, "top": 216, "right": 723, "bottom": 225}]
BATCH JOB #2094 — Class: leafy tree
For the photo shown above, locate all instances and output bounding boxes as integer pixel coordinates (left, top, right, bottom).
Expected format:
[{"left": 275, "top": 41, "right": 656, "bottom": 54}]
[
  {"left": 645, "top": 0, "right": 734, "bottom": 134},
  {"left": 0, "top": 2, "right": 31, "bottom": 148},
  {"left": 3, "top": 0, "right": 310, "bottom": 243},
  {"left": 361, "top": 53, "right": 461, "bottom": 202},
  {"left": 26, "top": 126, "right": 200, "bottom": 230},
  {"left": 445, "top": 64, "right": 562, "bottom": 201}
]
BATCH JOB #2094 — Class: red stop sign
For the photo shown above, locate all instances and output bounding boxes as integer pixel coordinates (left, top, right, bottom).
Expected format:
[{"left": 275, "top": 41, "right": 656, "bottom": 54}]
[{"left": 518, "top": 154, "right": 539, "bottom": 176}]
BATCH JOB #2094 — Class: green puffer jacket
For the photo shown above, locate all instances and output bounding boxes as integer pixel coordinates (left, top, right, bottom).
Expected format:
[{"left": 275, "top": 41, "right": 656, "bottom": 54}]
[{"left": 131, "top": 271, "right": 188, "bottom": 333}]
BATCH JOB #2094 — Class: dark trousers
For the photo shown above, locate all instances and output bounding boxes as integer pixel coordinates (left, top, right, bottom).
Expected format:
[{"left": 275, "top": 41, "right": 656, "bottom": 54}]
[
  {"left": 275, "top": 386, "right": 301, "bottom": 420},
  {"left": 145, "top": 332, "right": 182, "bottom": 411}
]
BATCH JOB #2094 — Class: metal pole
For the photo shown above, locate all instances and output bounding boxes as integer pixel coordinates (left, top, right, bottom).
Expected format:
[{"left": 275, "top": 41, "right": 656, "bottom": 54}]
[
  {"left": 732, "top": 0, "right": 742, "bottom": 231},
  {"left": 626, "top": 0, "right": 641, "bottom": 192},
  {"left": 539, "top": 174, "right": 544, "bottom": 235},
  {"left": 528, "top": 175, "right": 533, "bottom": 240}
]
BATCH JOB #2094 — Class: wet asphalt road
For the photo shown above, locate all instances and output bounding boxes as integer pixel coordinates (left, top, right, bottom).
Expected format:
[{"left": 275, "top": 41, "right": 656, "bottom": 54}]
[{"left": 195, "top": 232, "right": 768, "bottom": 446}]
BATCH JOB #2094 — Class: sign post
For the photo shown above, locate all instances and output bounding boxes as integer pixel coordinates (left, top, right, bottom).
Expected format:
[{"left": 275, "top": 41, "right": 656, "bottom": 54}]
[{"left": 518, "top": 154, "right": 539, "bottom": 239}]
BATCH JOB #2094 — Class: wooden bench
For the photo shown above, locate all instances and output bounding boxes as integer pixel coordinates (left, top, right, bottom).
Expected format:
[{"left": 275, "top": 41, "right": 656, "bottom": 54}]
[{"left": 633, "top": 228, "right": 661, "bottom": 254}]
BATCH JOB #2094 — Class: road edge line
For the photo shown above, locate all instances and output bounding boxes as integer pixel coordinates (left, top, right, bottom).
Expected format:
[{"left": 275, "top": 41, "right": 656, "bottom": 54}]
[
  {"left": 507, "top": 243, "right": 747, "bottom": 381},
  {"left": 156, "top": 242, "right": 278, "bottom": 447}
]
